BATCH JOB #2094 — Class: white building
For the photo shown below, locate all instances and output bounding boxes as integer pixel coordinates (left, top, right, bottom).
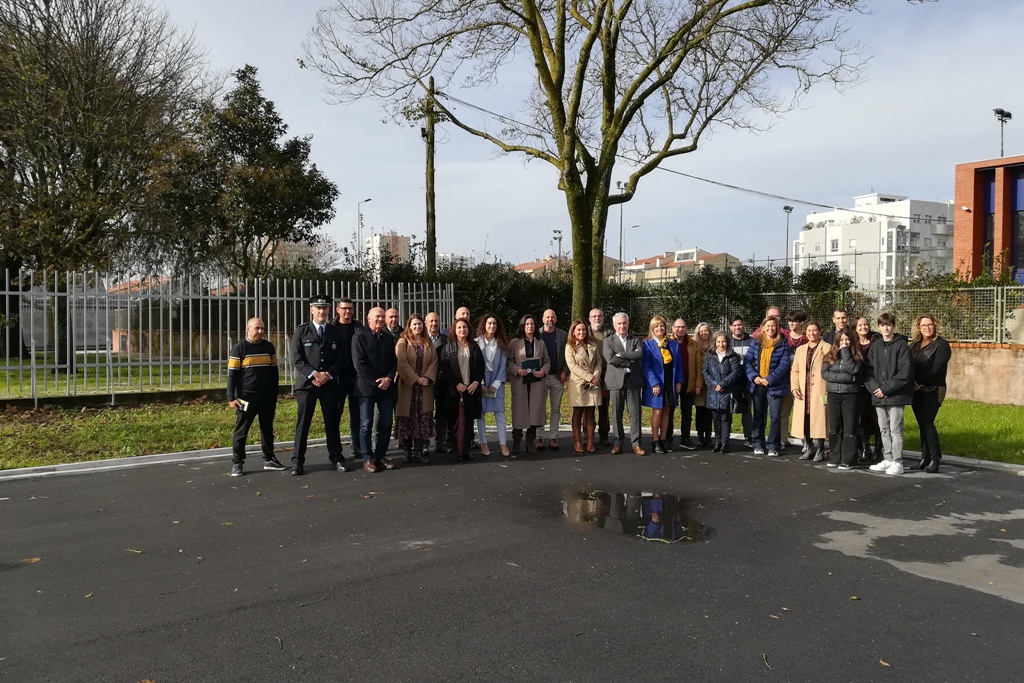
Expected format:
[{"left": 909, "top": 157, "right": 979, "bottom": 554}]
[
  {"left": 437, "top": 252, "right": 477, "bottom": 268},
  {"left": 365, "top": 230, "right": 412, "bottom": 266},
  {"left": 793, "top": 193, "right": 954, "bottom": 289}
]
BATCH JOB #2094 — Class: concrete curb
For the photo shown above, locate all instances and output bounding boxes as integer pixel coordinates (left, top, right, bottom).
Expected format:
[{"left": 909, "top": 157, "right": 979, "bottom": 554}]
[{"left": 1, "top": 431, "right": 1022, "bottom": 481}]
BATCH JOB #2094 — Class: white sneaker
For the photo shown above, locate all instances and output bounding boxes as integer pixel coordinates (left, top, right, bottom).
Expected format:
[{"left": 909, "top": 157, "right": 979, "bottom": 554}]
[
  {"left": 869, "top": 460, "right": 890, "bottom": 472},
  {"left": 826, "top": 463, "right": 838, "bottom": 468},
  {"left": 767, "top": 450, "right": 779, "bottom": 457},
  {"left": 885, "top": 461, "right": 904, "bottom": 476},
  {"left": 753, "top": 448, "right": 765, "bottom": 456}
]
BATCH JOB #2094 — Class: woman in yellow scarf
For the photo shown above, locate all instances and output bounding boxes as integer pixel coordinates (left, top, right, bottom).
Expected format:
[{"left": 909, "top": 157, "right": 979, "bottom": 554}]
[{"left": 743, "top": 316, "right": 793, "bottom": 456}]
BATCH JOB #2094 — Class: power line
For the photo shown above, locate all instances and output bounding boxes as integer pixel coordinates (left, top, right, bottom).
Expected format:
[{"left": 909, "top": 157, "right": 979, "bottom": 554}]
[{"left": 434, "top": 91, "right": 951, "bottom": 221}]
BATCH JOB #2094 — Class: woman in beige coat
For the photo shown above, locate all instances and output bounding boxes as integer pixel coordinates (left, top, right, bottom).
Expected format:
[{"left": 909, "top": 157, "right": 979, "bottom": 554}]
[
  {"left": 395, "top": 314, "right": 438, "bottom": 463},
  {"left": 565, "top": 320, "right": 602, "bottom": 454},
  {"left": 507, "top": 314, "right": 551, "bottom": 455},
  {"left": 789, "top": 321, "right": 830, "bottom": 461}
]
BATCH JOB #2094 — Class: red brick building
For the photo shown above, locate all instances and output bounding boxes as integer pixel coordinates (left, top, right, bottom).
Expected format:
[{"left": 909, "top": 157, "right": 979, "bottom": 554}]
[{"left": 954, "top": 154, "right": 1024, "bottom": 282}]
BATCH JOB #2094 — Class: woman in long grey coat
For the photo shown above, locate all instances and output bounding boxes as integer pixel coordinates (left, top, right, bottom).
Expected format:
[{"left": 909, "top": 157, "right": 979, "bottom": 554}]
[{"left": 507, "top": 314, "right": 551, "bottom": 455}]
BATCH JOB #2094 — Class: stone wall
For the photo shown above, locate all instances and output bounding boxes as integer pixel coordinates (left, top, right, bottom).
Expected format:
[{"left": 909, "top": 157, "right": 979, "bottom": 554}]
[{"left": 947, "top": 343, "right": 1024, "bottom": 405}]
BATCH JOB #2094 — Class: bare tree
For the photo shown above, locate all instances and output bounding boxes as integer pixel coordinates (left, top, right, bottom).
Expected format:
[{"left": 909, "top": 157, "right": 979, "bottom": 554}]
[{"left": 303, "top": 0, "right": 873, "bottom": 317}]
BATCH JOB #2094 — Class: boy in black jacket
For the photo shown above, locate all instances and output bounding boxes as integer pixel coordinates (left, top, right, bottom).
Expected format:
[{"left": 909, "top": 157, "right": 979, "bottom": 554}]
[{"left": 863, "top": 312, "right": 914, "bottom": 476}]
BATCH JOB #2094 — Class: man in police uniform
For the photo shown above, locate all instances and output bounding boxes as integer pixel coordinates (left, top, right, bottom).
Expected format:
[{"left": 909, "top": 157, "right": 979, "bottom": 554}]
[{"left": 291, "top": 295, "right": 349, "bottom": 476}]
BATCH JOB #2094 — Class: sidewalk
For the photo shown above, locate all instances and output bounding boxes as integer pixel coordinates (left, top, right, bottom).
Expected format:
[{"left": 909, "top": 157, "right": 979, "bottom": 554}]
[{"left": 2, "top": 431, "right": 1022, "bottom": 481}]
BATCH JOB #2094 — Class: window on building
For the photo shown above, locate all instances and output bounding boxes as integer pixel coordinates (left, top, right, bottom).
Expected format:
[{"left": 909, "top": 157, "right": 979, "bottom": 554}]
[
  {"left": 849, "top": 239, "right": 857, "bottom": 248},
  {"left": 830, "top": 239, "right": 839, "bottom": 252},
  {"left": 848, "top": 263, "right": 856, "bottom": 273},
  {"left": 815, "top": 243, "right": 821, "bottom": 252},
  {"left": 912, "top": 213, "right": 921, "bottom": 222},
  {"left": 937, "top": 240, "right": 947, "bottom": 248},
  {"left": 924, "top": 214, "right": 932, "bottom": 224},
  {"left": 910, "top": 232, "right": 920, "bottom": 246},
  {"left": 886, "top": 232, "right": 893, "bottom": 251},
  {"left": 1015, "top": 211, "right": 1024, "bottom": 273},
  {"left": 925, "top": 238, "right": 932, "bottom": 247},
  {"left": 886, "top": 256, "right": 893, "bottom": 277}
]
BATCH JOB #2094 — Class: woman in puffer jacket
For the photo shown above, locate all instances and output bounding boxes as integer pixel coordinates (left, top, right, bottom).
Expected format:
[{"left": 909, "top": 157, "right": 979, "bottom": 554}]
[
  {"left": 702, "top": 330, "right": 743, "bottom": 452},
  {"left": 820, "top": 327, "right": 864, "bottom": 470}
]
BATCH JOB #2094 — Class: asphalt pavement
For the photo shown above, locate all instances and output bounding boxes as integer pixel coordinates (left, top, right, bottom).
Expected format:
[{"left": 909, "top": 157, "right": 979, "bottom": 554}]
[{"left": 2, "top": 439, "right": 1023, "bottom": 682}]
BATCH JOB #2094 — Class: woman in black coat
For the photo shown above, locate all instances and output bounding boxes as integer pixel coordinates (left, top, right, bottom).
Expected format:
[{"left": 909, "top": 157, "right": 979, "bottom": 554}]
[
  {"left": 439, "top": 318, "right": 486, "bottom": 461},
  {"left": 910, "top": 314, "right": 952, "bottom": 473},
  {"left": 820, "top": 327, "right": 864, "bottom": 470}
]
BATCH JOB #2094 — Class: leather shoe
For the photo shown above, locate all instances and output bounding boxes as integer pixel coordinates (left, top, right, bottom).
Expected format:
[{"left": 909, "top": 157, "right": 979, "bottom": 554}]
[
  {"left": 333, "top": 461, "right": 350, "bottom": 472},
  {"left": 632, "top": 446, "right": 647, "bottom": 456},
  {"left": 549, "top": 439, "right": 559, "bottom": 450},
  {"left": 611, "top": 444, "right": 623, "bottom": 455},
  {"left": 290, "top": 467, "right": 303, "bottom": 476},
  {"left": 925, "top": 460, "right": 940, "bottom": 473},
  {"left": 362, "top": 461, "right": 378, "bottom": 473},
  {"left": 376, "top": 458, "right": 395, "bottom": 470}
]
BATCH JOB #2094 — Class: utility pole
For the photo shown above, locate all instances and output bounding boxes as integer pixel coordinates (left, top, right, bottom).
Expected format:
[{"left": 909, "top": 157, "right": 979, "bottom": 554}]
[
  {"left": 553, "top": 230, "right": 563, "bottom": 263},
  {"left": 994, "top": 108, "right": 1012, "bottom": 157},
  {"left": 783, "top": 205, "right": 793, "bottom": 273},
  {"left": 424, "top": 76, "right": 437, "bottom": 277}
]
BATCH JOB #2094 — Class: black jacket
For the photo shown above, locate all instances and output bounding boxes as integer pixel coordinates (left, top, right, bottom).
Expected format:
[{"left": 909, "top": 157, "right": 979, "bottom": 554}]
[
  {"left": 820, "top": 346, "right": 862, "bottom": 394},
  {"left": 352, "top": 327, "right": 398, "bottom": 397},
  {"left": 327, "top": 318, "right": 363, "bottom": 379},
  {"left": 911, "top": 337, "right": 951, "bottom": 388},
  {"left": 864, "top": 334, "right": 914, "bottom": 406},
  {"left": 292, "top": 321, "right": 343, "bottom": 392},
  {"left": 438, "top": 340, "right": 485, "bottom": 421}
]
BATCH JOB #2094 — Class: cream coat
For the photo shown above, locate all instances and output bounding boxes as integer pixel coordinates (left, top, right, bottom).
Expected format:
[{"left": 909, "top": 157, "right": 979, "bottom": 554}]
[
  {"left": 507, "top": 336, "right": 551, "bottom": 429},
  {"left": 395, "top": 338, "right": 438, "bottom": 418},
  {"left": 565, "top": 341, "right": 602, "bottom": 407},
  {"left": 789, "top": 341, "right": 831, "bottom": 439}
]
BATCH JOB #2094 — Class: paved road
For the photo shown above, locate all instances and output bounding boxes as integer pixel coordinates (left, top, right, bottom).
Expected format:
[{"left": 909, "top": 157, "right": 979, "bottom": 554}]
[{"left": 2, "top": 444, "right": 1023, "bottom": 682}]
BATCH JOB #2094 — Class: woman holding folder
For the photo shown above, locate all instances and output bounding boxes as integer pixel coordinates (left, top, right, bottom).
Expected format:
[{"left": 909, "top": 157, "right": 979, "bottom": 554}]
[{"left": 507, "top": 314, "right": 551, "bottom": 455}]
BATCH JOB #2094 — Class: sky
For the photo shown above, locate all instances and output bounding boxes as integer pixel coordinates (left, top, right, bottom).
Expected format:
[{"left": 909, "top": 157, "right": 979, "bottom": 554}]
[{"left": 158, "top": 0, "right": 1023, "bottom": 269}]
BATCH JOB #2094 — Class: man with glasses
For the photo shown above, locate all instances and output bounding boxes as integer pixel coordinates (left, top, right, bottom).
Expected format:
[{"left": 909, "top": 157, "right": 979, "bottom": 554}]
[
  {"left": 729, "top": 316, "right": 754, "bottom": 447},
  {"left": 666, "top": 318, "right": 702, "bottom": 450},
  {"left": 330, "top": 297, "right": 363, "bottom": 459},
  {"left": 227, "top": 317, "right": 286, "bottom": 476}
]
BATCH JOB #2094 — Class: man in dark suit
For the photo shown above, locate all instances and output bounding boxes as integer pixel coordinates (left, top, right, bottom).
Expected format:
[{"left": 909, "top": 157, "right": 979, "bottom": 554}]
[
  {"left": 291, "top": 295, "right": 348, "bottom": 475},
  {"left": 352, "top": 306, "right": 399, "bottom": 473},
  {"left": 602, "top": 312, "right": 646, "bottom": 456}
]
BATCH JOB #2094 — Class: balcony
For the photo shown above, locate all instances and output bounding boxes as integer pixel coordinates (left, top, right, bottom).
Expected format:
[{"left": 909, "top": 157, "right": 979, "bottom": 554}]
[{"left": 932, "top": 222, "right": 953, "bottom": 236}]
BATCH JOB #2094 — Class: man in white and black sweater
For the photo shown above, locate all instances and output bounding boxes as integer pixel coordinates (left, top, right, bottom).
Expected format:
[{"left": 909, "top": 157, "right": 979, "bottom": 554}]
[{"left": 227, "top": 317, "right": 285, "bottom": 476}]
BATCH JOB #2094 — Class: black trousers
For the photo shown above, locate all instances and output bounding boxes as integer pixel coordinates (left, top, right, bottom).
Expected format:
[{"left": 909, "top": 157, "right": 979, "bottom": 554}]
[
  {"left": 710, "top": 408, "right": 731, "bottom": 447},
  {"left": 293, "top": 385, "right": 344, "bottom": 467},
  {"left": 232, "top": 393, "right": 277, "bottom": 464},
  {"left": 912, "top": 390, "right": 943, "bottom": 462},
  {"left": 827, "top": 392, "right": 859, "bottom": 466},
  {"left": 732, "top": 390, "right": 752, "bottom": 442},
  {"left": 336, "top": 376, "right": 361, "bottom": 456},
  {"left": 666, "top": 391, "right": 695, "bottom": 445},
  {"left": 695, "top": 406, "right": 713, "bottom": 440},
  {"left": 434, "top": 381, "right": 450, "bottom": 448}
]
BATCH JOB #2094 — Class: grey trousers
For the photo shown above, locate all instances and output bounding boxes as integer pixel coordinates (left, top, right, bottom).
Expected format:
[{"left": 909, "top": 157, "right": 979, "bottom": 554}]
[
  {"left": 875, "top": 406, "right": 905, "bottom": 462},
  {"left": 610, "top": 387, "right": 643, "bottom": 447},
  {"left": 541, "top": 374, "right": 565, "bottom": 439}
]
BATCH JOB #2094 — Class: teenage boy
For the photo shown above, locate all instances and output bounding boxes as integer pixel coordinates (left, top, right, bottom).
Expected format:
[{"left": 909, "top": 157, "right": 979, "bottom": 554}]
[{"left": 864, "top": 312, "right": 914, "bottom": 476}]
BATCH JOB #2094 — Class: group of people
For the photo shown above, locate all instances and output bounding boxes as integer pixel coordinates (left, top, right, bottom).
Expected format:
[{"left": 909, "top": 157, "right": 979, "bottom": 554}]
[{"left": 225, "top": 297, "right": 951, "bottom": 478}]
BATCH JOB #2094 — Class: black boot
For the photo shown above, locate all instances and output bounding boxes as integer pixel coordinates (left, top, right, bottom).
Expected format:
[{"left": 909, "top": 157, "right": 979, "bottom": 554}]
[
  {"left": 925, "top": 457, "right": 940, "bottom": 473},
  {"left": 525, "top": 427, "right": 538, "bottom": 454},
  {"left": 512, "top": 429, "right": 523, "bottom": 454}
]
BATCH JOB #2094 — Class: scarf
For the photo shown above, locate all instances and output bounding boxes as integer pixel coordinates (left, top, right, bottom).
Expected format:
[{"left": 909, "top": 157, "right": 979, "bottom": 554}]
[
  {"left": 758, "top": 335, "right": 778, "bottom": 379},
  {"left": 658, "top": 337, "right": 672, "bottom": 364}
]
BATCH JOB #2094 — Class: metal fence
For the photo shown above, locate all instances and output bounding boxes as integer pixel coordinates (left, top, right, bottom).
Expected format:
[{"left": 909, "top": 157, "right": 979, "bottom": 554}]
[
  {"left": 0, "top": 270, "right": 454, "bottom": 403},
  {"left": 623, "top": 286, "right": 1024, "bottom": 343}
]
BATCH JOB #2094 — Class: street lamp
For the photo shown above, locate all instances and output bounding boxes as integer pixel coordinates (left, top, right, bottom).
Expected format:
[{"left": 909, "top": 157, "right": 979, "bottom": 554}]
[
  {"left": 783, "top": 205, "right": 794, "bottom": 272},
  {"left": 616, "top": 181, "right": 625, "bottom": 283},
  {"left": 356, "top": 197, "right": 372, "bottom": 267},
  {"left": 622, "top": 223, "right": 639, "bottom": 281},
  {"left": 552, "top": 229, "right": 563, "bottom": 263},
  {"left": 994, "top": 108, "right": 1012, "bottom": 157}
]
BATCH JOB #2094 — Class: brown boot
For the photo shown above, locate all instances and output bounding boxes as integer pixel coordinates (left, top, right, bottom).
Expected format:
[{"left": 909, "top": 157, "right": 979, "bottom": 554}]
[
  {"left": 572, "top": 422, "right": 583, "bottom": 454},
  {"left": 585, "top": 423, "right": 596, "bottom": 453}
]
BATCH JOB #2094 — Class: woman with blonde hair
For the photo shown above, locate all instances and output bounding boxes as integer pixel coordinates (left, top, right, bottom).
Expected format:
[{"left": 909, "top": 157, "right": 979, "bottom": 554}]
[
  {"left": 910, "top": 314, "right": 951, "bottom": 473},
  {"left": 692, "top": 322, "right": 714, "bottom": 448},
  {"left": 790, "top": 321, "right": 830, "bottom": 462},
  {"left": 641, "top": 316, "right": 683, "bottom": 454},
  {"left": 565, "top": 319, "right": 602, "bottom": 454},
  {"left": 743, "top": 316, "right": 792, "bottom": 456}
]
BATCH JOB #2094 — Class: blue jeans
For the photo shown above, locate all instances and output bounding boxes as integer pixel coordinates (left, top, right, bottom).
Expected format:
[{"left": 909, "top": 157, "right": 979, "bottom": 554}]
[
  {"left": 358, "top": 393, "right": 394, "bottom": 461},
  {"left": 751, "top": 385, "right": 782, "bottom": 452}
]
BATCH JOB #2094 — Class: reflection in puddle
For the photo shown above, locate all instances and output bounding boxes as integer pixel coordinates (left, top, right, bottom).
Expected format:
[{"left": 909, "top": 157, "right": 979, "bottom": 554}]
[{"left": 563, "top": 489, "right": 713, "bottom": 543}]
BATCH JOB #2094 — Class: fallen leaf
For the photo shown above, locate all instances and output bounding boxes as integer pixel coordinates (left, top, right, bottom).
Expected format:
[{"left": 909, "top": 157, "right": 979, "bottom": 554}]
[
  {"left": 222, "top": 522, "right": 234, "bottom": 526},
  {"left": 361, "top": 494, "right": 374, "bottom": 499},
  {"left": 769, "top": 615, "right": 780, "bottom": 619},
  {"left": 171, "top": 520, "right": 182, "bottom": 524},
  {"left": 970, "top": 632, "right": 979, "bottom": 637},
  {"left": 124, "top": 549, "right": 143, "bottom": 554},
  {"left": 20, "top": 557, "right": 42, "bottom": 564},
  {"left": 880, "top": 660, "right": 891, "bottom": 667},
  {"left": 84, "top": 593, "right": 93, "bottom": 599},
  {"left": 781, "top": 607, "right": 790, "bottom": 611},
  {"left": 849, "top": 596, "right": 860, "bottom": 601}
]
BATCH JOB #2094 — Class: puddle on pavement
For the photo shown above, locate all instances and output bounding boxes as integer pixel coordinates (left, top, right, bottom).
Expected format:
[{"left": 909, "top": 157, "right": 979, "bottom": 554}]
[{"left": 563, "top": 489, "right": 714, "bottom": 543}]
